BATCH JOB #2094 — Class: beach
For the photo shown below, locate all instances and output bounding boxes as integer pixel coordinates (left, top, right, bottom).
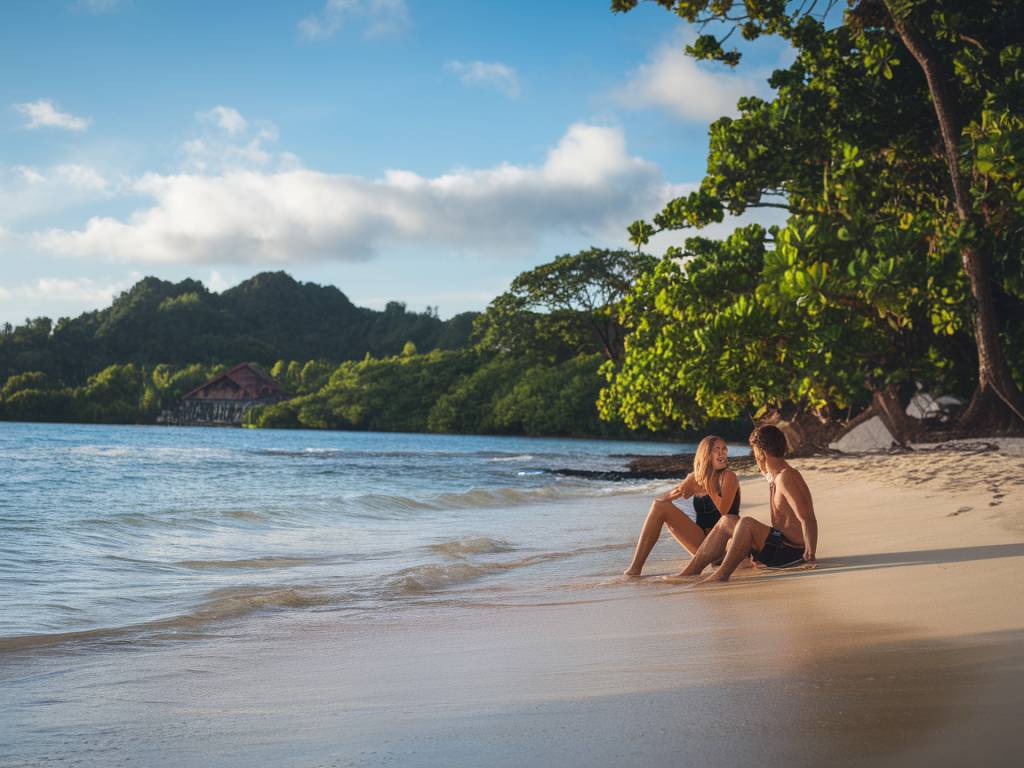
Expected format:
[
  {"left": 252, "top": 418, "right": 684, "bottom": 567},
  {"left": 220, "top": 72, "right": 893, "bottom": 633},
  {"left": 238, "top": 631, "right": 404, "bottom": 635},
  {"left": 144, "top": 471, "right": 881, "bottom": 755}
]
[{"left": 2, "top": 432, "right": 1024, "bottom": 767}]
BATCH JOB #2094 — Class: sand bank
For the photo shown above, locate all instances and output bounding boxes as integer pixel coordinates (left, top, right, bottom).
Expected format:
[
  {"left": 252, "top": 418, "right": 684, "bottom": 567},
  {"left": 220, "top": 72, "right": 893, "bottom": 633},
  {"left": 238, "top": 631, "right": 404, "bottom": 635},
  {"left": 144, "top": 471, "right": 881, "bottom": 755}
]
[{"left": 3, "top": 447, "right": 1023, "bottom": 767}]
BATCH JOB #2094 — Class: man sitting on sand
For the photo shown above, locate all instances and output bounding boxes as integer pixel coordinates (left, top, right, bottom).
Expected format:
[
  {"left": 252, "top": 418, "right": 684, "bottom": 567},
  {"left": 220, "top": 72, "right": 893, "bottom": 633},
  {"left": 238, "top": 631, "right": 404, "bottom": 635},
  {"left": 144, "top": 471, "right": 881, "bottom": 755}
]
[{"left": 671, "top": 425, "right": 817, "bottom": 584}]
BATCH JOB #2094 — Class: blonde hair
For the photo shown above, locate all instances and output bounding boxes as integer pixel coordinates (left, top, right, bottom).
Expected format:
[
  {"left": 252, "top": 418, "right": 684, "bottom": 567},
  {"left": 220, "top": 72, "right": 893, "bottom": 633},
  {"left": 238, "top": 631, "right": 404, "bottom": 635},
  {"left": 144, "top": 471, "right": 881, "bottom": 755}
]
[{"left": 693, "top": 435, "right": 725, "bottom": 495}]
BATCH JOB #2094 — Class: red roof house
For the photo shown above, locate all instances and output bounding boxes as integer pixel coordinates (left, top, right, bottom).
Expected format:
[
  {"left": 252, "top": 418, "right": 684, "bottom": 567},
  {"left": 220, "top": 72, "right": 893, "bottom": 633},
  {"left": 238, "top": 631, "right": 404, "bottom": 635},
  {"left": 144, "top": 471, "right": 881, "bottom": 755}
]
[{"left": 182, "top": 362, "right": 289, "bottom": 403}]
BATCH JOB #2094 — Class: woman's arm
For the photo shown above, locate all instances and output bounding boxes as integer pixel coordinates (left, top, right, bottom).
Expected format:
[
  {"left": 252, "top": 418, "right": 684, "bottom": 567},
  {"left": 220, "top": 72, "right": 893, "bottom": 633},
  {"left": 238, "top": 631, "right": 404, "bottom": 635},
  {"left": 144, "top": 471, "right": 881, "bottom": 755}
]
[
  {"left": 656, "top": 473, "right": 701, "bottom": 502},
  {"left": 704, "top": 470, "right": 738, "bottom": 515}
]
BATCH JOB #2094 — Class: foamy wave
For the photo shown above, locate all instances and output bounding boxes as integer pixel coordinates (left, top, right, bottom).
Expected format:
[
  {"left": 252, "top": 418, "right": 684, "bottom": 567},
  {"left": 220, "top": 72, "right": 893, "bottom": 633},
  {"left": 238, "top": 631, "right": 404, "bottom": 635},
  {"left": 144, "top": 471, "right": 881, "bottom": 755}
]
[
  {"left": 428, "top": 537, "right": 515, "bottom": 558},
  {"left": 386, "top": 543, "right": 630, "bottom": 596},
  {"left": 68, "top": 445, "right": 233, "bottom": 461},
  {"left": 387, "top": 562, "right": 492, "bottom": 593},
  {"left": 0, "top": 586, "right": 331, "bottom": 654},
  {"left": 487, "top": 454, "right": 534, "bottom": 463}
]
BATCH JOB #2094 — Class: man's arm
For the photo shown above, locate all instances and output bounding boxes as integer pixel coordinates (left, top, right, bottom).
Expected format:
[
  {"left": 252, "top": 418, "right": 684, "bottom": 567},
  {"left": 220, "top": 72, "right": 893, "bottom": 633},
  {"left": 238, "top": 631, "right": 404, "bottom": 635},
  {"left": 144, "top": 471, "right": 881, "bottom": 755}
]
[{"left": 781, "top": 471, "right": 817, "bottom": 561}]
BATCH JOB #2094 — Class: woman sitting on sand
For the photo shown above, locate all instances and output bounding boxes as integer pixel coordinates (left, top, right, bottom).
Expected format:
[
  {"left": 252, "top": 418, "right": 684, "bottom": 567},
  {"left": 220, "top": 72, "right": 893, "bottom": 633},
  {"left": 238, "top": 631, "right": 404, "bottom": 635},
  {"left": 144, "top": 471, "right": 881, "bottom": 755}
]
[{"left": 624, "top": 435, "right": 740, "bottom": 576}]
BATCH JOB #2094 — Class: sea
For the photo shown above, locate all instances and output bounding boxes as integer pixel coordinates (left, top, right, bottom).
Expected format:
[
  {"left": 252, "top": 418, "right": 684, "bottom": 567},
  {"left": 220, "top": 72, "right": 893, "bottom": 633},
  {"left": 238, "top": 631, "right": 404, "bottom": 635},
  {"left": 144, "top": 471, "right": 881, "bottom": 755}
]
[{"left": 0, "top": 422, "right": 720, "bottom": 655}]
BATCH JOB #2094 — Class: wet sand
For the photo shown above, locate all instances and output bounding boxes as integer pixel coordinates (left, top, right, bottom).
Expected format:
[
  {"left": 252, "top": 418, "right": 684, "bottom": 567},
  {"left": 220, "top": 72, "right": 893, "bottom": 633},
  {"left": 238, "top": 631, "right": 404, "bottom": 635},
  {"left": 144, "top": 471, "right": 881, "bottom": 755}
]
[{"left": 3, "top": 445, "right": 1023, "bottom": 767}]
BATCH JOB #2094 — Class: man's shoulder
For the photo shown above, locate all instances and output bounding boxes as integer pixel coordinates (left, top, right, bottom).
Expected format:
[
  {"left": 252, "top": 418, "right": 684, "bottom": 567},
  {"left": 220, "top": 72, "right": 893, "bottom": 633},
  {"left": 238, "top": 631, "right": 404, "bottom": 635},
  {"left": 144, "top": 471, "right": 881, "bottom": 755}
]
[{"left": 778, "top": 465, "right": 808, "bottom": 489}]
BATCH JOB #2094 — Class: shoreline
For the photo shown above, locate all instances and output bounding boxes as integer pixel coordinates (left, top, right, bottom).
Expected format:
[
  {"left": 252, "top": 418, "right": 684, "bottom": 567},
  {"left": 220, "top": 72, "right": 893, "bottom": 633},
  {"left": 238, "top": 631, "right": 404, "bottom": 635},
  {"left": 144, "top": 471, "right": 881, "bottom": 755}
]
[{"left": 3, "top": 446, "right": 1024, "bottom": 766}]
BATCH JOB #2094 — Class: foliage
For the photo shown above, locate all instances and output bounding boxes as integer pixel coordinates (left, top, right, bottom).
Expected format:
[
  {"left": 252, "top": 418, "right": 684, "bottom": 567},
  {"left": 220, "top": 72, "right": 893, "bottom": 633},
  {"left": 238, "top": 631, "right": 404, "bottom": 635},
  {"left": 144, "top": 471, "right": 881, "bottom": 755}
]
[
  {"left": 0, "top": 272, "right": 478, "bottom": 388},
  {"left": 604, "top": 0, "right": 1023, "bottom": 429},
  {"left": 474, "top": 248, "right": 656, "bottom": 363}
]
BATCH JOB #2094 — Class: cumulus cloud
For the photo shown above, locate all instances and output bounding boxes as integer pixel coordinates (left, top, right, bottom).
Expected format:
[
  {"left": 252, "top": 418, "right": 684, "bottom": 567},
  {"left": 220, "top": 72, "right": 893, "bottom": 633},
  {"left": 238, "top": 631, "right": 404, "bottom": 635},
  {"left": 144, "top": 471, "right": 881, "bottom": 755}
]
[
  {"left": 299, "top": 0, "right": 409, "bottom": 41},
  {"left": 14, "top": 99, "right": 91, "bottom": 131},
  {"left": 445, "top": 61, "right": 521, "bottom": 98},
  {"left": 206, "top": 270, "right": 235, "bottom": 293},
  {"left": 614, "top": 41, "right": 764, "bottom": 122},
  {"left": 12, "top": 276, "right": 129, "bottom": 304},
  {"left": 37, "top": 123, "right": 674, "bottom": 264},
  {"left": 14, "top": 165, "right": 45, "bottom": 185},
  {"left": 55, "top": 164, "right": 108, "bottom": 191},
  {"left": 199, "top": 105, "right": 249, "bottom": 136},
  {"left": 183, "top": 107, "right": 282, "bottom": 173},
  {"left": 1, "top": 163, "right": 113, "bottom": 223}
]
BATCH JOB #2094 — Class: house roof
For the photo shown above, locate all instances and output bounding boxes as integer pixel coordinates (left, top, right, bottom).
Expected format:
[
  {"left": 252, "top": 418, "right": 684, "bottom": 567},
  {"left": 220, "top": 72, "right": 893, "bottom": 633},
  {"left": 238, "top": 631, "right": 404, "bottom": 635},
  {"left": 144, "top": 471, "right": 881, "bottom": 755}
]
[{"left": 182, "top": 362, "right": 288, "bottom": 400}]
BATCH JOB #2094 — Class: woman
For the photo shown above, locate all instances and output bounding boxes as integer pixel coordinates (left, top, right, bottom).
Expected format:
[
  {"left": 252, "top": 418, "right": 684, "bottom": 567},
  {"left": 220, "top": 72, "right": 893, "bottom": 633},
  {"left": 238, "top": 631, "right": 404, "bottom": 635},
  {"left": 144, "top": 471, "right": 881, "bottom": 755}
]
[{"left": 623, "top": 435, "right": 740, "bottom": 576}]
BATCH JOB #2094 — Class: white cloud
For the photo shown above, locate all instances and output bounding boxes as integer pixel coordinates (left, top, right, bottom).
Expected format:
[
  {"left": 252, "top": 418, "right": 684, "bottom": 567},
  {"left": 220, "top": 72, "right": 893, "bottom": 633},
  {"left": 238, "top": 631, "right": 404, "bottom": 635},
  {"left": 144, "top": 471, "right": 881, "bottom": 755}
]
[
  {"left": 200, "top": 105, "right": 249, "bottom": 136},
  {"left": 183, "top": 107, "right": 280, "bottom": 173},
  {"left": 55, "top": 164, "right": 108, "bottom": 191},
  {"left": 614, "top": 41, "right": 763, "bottom": 122},
  {"left": 12, "top": 276, "right": 129, "bottom": 305},
  {"left": 14, "top": 99, "right": 91, "bottom": 131},
  {"left": 445, "top": 61, "right": 521, "bottom": 98},
  {"left": 207, "top": 270, "right": 234, "bottom": 293},
  {"left": 14, "top": 165, "right": 45, "bottom": 185},
  {"left": 37, "top": 123, "right": 675, "bottom": 264},
  {"left": 1, "top": 163, "right": 113, "bottom": 224},
  {"left": 299, "top": 0, "right": 409, "bottom": 41}
]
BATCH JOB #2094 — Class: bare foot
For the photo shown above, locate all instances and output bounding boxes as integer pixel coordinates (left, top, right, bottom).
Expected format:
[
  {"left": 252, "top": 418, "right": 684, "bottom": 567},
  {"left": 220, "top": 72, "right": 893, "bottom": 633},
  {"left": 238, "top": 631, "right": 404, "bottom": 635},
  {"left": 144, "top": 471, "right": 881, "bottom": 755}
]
[
  {"left": 623, "top": 567, "right": 642, "bottom": 577},
  {"left": 696, "top": 573, "right": 728, "bottom": 586}
]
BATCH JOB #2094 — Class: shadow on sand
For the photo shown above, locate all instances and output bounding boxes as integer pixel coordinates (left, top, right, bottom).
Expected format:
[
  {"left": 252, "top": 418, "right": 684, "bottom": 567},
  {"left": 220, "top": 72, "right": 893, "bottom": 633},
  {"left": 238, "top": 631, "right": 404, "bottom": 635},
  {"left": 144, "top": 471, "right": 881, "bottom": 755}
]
[{"left": 791, "top": 542, "right": 1024, "bottom": 576}]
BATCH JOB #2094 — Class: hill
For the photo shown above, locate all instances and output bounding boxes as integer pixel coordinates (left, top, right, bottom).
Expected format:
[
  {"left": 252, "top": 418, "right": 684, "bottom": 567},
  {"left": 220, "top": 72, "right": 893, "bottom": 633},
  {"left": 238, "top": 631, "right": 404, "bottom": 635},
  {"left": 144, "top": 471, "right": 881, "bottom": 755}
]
[{"left": 0, "top": 272, "right": 477, "bottom": 385}]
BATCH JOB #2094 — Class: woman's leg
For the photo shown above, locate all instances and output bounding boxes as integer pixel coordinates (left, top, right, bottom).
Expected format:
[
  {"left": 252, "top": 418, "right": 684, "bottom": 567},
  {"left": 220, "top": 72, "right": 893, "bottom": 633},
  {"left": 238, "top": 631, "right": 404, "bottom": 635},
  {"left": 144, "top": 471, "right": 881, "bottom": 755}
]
[{"left": 624, "top": 498, "right": 705, "bottom": 575}]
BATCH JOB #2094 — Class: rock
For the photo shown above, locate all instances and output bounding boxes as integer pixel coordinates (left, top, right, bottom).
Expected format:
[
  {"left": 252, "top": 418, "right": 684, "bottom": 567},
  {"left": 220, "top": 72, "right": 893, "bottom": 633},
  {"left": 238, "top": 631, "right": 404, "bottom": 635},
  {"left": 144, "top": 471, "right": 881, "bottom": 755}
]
[{"left": 828, "top": 415, "right": 898, "bottom": 453}]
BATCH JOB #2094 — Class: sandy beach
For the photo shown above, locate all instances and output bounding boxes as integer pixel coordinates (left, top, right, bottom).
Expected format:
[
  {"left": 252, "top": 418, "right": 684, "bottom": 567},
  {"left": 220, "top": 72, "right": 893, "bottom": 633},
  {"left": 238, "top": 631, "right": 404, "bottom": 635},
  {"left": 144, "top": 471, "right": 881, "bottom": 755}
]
[{"left": 4, "top": 443, "right": 1024, "bottom": 767}]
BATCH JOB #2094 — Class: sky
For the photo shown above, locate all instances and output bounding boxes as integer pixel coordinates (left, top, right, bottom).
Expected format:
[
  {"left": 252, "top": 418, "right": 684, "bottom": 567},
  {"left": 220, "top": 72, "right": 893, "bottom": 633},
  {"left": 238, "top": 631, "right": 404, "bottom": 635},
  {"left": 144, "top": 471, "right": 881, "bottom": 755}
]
[{"left": 0, "top": 0, "right": 794, "bottom": 325}]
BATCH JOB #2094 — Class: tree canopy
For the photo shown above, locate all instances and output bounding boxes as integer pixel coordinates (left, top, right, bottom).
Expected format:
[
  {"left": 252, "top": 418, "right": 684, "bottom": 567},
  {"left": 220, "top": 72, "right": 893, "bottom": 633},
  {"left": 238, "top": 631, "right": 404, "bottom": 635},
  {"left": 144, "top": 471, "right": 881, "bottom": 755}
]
[{"left": 606, "top": 0, "right": 1023, "bottom": 432}]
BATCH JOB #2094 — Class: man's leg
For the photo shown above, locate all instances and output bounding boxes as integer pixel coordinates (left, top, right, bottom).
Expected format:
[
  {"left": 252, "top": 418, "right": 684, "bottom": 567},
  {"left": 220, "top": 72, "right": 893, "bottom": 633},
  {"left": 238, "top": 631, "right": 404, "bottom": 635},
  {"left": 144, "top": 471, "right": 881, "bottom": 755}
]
[
  {"left": 700, "top": 517, "right": 772, "bottom": 583},
  {"left": 624, "top": 499, "right": 706, "bottom": 575},
  {"left": 673, "top": 515, "right": 740, "bottom": 577}
]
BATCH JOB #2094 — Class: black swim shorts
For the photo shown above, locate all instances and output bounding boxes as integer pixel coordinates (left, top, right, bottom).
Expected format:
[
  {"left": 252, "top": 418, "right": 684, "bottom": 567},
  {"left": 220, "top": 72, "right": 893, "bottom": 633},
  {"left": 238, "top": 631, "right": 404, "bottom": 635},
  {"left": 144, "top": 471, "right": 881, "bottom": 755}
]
[{"left": 751, "top": 528, "right": 804, "bottom": 568}]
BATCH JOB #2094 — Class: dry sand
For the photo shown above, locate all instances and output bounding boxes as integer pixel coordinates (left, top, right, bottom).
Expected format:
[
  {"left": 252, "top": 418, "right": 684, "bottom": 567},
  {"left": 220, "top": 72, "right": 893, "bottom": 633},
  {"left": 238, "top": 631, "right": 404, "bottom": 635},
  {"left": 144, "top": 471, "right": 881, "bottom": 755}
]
[{"left": 3, "top": 445, "right": 1023, "bottom": 767}]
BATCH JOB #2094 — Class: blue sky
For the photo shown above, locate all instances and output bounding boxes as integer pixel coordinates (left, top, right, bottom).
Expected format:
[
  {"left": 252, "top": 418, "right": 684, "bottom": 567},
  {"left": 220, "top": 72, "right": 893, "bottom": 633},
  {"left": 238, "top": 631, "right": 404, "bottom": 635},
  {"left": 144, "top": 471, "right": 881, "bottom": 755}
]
[{"left": 0, "top": 0, "right": 792, "bottom": 325}]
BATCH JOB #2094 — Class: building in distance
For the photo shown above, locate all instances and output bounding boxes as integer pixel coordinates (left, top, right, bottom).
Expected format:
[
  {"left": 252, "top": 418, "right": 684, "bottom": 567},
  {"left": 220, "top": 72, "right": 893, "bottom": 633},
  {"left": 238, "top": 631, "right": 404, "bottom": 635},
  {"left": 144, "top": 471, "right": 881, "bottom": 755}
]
[{"left": 160, "top": 362, "right": 289, "bottom": 426}]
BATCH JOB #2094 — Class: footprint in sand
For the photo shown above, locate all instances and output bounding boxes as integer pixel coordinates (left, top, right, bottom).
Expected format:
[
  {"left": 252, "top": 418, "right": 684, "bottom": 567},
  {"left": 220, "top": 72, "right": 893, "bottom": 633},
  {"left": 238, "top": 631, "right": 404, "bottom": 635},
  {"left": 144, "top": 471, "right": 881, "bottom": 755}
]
[{"left": 948, "top": 506, "right": 972, "bottom": 516}]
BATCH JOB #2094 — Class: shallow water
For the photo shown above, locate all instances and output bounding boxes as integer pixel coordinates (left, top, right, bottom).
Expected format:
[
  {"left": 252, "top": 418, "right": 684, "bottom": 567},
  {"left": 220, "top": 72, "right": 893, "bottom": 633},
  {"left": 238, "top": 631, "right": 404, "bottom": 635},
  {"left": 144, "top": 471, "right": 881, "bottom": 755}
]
[{"left": 0, "top": 423, "right": 722, "bottom": 652}]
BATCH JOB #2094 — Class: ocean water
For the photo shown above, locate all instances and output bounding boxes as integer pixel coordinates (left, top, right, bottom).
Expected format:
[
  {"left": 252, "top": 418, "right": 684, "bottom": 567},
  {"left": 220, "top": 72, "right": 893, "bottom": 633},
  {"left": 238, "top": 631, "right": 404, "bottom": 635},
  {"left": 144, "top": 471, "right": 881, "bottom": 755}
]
[{"left": 0, "top": 422, "right": 711, "bottom": 654}]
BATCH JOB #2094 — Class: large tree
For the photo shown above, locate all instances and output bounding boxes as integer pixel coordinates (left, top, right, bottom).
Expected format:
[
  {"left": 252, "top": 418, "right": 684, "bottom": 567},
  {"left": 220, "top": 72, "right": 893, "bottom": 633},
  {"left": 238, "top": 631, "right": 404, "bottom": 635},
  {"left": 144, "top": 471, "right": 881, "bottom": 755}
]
[
  {"left": 612, "top": 0, "right": 1024, "bottom": 432},
  {"left": 474, "top": 248, "right": 656, "bottom": 363}
]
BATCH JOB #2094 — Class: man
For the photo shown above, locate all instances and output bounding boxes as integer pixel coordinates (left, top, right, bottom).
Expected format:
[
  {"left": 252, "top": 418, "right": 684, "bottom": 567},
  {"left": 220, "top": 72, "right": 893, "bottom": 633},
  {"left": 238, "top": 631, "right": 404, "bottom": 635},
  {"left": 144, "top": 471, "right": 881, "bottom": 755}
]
[{"left": 671, "top": 425, "right": 817, "bottom": 584}]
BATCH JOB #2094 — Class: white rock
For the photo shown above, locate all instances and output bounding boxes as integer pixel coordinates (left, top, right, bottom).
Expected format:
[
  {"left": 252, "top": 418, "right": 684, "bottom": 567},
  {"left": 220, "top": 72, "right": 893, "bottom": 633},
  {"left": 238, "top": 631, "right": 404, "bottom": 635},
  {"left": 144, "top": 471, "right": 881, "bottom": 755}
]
[{"left": 828, "top": 415, "right": 897, "bottom": 453}]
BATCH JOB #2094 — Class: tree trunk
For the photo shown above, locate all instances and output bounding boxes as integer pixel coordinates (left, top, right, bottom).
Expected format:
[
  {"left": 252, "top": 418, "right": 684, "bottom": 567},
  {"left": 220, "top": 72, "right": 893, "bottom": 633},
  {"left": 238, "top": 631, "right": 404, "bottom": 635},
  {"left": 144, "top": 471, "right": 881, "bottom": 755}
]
[
  {"left": 885, "top": 3, "right": 1024, "bottom": 433},
  {"left": 872, "top": 384, "right": 911, "bottom": 446}
]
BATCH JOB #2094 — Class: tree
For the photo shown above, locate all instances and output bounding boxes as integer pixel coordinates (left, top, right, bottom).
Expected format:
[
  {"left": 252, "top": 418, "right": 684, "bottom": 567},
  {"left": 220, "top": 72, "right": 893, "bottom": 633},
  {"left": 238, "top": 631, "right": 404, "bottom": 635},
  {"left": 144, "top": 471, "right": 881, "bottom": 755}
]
[
  {"left": 612, "top": 0, "right": 1024, "bottom": 431},
  {"left": 474, "top": 248, "right": 656, "bottom": 363}
]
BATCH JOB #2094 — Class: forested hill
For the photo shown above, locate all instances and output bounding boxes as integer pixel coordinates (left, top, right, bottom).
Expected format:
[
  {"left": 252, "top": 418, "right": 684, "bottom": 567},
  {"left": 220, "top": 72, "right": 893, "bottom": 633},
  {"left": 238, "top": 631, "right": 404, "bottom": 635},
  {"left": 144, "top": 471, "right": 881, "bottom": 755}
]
[{"left": 0, "top": 271, "right": 477, "bottom": 385}]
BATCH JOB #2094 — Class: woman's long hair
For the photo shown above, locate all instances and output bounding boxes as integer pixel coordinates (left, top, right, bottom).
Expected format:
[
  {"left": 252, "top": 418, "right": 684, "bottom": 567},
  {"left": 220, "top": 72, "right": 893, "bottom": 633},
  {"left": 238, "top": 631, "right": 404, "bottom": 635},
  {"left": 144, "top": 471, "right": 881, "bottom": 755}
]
[{"left": 693, "top": 435, "right": 725, "bottom": 495}]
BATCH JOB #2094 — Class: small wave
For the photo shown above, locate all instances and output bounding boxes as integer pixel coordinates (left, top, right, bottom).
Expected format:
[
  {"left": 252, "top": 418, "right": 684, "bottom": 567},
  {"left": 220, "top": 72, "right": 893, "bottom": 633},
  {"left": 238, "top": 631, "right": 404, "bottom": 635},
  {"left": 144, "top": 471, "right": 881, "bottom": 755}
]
[
  {"left": 175, "top": 556, "right": 327, "bottom": 570},
  {"left": 0, "top": 585, "right": 331, "bottom": 654},
  {"left": 350, "top": 493, "right": 436, "bottom": 514},
  {"left": 487, "top": 454, "right": 534, "bottom": 463},
  {"left": 385, "top": 543, "right": 630, "bottom": 596},
  {"left": 428, "top": 537, "right": 515, "bottom": 558},
  {"left": 388, "top": 562, "right": 491, "bottom": 593},
  {"left": 68, "top": 445, "right": 233, "bottom": 461},
  {"left": 258, "top": 448, "right": 343, "bottom": 458}
]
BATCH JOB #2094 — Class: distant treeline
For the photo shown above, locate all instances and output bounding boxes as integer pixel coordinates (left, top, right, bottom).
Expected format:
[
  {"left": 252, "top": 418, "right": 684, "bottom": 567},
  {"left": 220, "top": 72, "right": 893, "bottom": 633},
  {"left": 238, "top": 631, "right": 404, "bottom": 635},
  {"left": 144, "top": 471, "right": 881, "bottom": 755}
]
[
  {"left": 0, "top": 251, "right": 704, "bottom": 439},
  {"left": 0, "top": 353, "right": 631, "bottom": 436},
  {"left": 0, "top": 271, "right": 477, "bottom": 386}
]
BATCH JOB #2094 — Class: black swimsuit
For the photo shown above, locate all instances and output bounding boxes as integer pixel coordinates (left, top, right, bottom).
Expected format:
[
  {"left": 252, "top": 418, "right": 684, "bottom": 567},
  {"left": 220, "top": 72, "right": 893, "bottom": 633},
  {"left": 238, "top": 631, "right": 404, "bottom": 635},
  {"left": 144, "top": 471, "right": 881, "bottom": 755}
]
[{"left": 693, "top": 485, "right": 741, "bottom": 533}]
